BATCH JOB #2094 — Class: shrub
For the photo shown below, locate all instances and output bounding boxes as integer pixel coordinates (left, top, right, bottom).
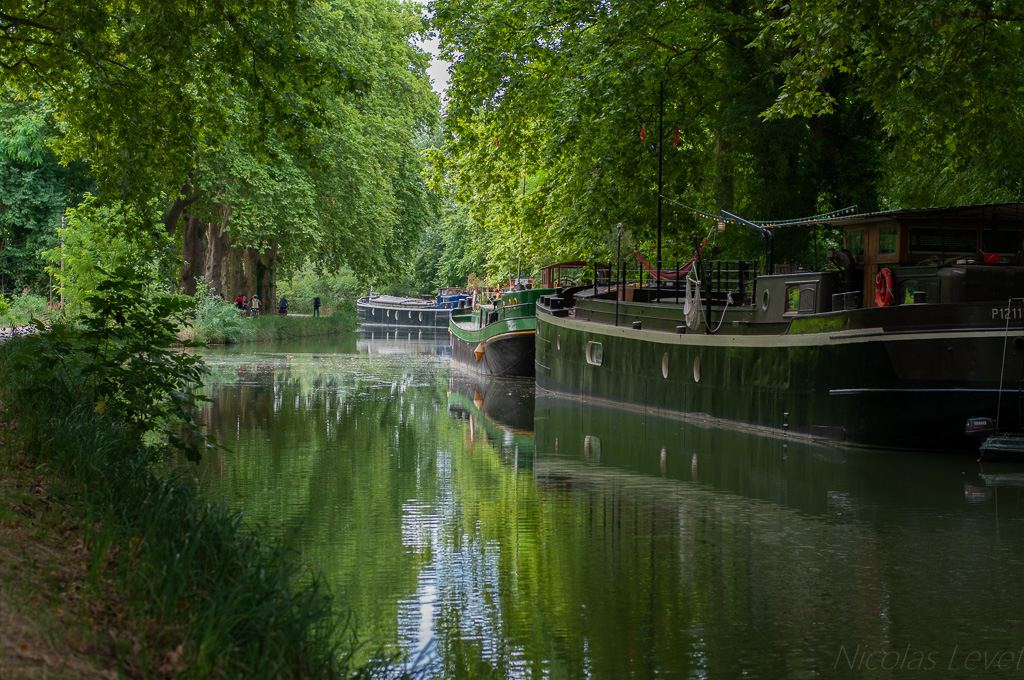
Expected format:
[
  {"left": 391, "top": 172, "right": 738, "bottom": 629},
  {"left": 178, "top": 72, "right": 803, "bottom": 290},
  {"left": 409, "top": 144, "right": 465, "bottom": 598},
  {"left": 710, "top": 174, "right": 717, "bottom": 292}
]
[{"left": 0, "top": 292, "right": 54, "bottom": 327}]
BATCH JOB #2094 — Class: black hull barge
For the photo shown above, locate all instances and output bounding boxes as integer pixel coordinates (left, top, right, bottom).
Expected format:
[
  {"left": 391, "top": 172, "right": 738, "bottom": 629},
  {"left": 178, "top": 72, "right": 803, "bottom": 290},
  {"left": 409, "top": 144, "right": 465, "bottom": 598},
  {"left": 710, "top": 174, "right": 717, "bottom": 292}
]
[
  {"left": 535, "top": 204, "right": 1024, "bottom": 452},
  {"left": 357, "top": 289, "right": 468, "bottom": 329}
]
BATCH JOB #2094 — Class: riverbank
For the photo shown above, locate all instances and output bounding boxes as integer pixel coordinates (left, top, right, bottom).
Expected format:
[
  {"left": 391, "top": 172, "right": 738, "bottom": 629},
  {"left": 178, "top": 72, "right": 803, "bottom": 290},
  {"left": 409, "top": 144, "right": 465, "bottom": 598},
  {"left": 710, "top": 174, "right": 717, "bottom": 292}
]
[
  {"left": 187, "top": 299, "right": 358, "bottom": 345},
  {"left": 0, "top": 414, "right": 158, "bottom": 678},
  {"left": 0, "top": 299, "right": 377, "bottom": 678}
]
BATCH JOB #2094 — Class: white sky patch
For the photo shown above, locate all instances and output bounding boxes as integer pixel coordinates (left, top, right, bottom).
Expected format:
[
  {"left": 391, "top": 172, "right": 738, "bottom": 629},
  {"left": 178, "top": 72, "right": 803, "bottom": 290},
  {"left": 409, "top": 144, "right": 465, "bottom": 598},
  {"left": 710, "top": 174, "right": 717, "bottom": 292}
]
[{"left": 410, "top": 0, "right": 451, "bottom": 97}]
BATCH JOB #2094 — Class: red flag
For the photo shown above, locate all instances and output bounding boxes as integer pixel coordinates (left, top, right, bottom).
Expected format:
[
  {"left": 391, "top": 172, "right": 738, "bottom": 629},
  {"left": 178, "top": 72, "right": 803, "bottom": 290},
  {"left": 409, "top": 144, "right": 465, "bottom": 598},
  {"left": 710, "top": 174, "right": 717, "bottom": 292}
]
[
  {"left": 673, "top": 126, "right": 680, "bottom": 148},
  {"left": 639, "top": 124, "right": 646, "bottom": 144}
]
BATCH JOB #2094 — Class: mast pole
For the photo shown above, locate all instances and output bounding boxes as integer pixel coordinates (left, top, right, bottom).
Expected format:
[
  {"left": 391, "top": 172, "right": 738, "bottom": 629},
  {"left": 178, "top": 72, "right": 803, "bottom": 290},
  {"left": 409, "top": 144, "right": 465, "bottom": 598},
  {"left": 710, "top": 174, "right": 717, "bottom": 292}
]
[{"left": 657, "top": 80, "right": 664, "bottom": 301}]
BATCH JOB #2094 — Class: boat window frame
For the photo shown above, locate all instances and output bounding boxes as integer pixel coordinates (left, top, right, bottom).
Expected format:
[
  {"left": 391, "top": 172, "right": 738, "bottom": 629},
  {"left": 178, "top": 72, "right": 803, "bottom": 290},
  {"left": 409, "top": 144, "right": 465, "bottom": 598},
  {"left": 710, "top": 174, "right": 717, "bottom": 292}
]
[{"left": 586, "top": 341, "right": 604, "bottom": 366}]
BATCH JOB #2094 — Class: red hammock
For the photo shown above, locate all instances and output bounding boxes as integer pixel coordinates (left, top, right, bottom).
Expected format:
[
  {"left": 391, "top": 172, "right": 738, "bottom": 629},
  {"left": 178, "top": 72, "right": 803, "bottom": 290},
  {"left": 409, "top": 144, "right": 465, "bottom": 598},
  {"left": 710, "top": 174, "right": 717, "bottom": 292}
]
[{"left": 634, "top": 234, "right": 710, "bottom": 281}]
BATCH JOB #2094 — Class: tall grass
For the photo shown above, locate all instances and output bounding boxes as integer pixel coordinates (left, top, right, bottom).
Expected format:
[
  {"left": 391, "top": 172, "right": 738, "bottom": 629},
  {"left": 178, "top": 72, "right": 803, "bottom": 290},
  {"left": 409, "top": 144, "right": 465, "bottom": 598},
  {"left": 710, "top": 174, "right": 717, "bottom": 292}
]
[{"left": 0, "top": 271, "right": 401, "bottom": 679}]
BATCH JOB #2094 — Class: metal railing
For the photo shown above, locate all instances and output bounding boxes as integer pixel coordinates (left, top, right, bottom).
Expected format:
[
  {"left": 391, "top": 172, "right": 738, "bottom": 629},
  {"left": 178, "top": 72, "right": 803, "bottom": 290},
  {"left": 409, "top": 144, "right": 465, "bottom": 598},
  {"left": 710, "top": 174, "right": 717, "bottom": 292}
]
[{"left": 593, "top": 259, "right": 758, "bottom": 305}]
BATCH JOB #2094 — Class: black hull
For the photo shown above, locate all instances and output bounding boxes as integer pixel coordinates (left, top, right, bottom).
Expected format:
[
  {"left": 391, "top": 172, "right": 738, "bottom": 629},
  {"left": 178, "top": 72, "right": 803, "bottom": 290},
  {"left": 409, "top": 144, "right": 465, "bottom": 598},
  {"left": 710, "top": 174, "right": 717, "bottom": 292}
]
[
  {"left": 535, "top": 306, "right": 1024, "bottom": 452},
  {"left": 357, "top": 301, "right": 453, "bottom": 329},
  {"left": 449, "top": 330, "right": 536, "bottom": 378}
]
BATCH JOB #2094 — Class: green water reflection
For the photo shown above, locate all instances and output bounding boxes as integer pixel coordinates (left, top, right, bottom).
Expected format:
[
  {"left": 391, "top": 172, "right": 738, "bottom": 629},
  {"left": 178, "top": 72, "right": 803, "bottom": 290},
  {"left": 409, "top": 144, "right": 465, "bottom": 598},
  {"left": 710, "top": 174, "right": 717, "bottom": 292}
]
[{"left": 200, "top": 333, "right": 1024, "bottom": 679}]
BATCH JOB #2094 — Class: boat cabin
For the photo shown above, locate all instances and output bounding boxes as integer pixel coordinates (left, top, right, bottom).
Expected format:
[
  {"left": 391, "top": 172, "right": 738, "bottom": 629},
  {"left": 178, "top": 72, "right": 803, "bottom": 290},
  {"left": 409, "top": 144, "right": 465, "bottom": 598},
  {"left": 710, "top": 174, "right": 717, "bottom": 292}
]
[
  {"left": 827, "top": 203, "right": 1024, "bottom": 307},
  {"left": 749, "top": 203, "right": 1024, "bottom": 321}
]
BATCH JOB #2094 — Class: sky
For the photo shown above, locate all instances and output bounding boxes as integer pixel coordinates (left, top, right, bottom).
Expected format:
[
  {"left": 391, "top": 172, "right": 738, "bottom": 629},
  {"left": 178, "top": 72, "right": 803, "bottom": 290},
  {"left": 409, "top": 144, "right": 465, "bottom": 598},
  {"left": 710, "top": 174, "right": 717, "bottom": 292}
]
[{"left": 413, "top": 0, "right": 451, "bottom": 96}]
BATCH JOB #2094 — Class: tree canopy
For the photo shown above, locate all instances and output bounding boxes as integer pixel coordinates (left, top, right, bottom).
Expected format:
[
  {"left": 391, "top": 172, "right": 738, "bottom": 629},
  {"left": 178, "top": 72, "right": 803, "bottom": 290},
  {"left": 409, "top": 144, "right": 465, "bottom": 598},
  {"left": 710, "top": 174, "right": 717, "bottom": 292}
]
[
  {"left": 428, "top": 0, "right": 1023, "bottom": 282},
  {"left": 1, "top": 0, "right": 440, "bottom": 289},
  {"left": 429, "top": 0, "right": 883, "bottom": 278}
]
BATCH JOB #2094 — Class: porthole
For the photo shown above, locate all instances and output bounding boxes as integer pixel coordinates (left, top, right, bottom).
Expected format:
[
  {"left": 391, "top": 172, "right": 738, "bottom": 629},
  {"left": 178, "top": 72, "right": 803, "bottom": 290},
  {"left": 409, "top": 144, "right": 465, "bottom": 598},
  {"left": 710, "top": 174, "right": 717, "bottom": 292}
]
[
  {"left": 557, "top": 334, "right": 561, "bottom": 351},
  {"left": 761, "top": 289, "right": 770, "bottom": 312},
  {"left": 372, "top": 308, "right": 376, "bottom": 317},
  {"left": 693, "top": 355, "right": 701, "bottom": 383},
  {"left": 662, "top": 353, "right": 669, "bottom": 379},
  {"left": 586, "top": 341, "right": 604, "bottom": 366},
  {"left": 387, "top": 309, "right": 391, "bottom": 318},
  {"left": 408, "top": 311, "right": 413, "bottom": 319},
  {"left": 419, "top": 312, "right": 424, "bottom": 322}
]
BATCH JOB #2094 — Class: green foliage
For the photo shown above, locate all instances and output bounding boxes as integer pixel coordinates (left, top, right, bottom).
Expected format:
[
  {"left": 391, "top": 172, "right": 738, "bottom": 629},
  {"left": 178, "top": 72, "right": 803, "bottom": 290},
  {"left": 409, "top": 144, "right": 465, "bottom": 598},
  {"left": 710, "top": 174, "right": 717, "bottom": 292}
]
[
  {"left": 0, "top": 293, "right": 53, "bottom": 328},
  {"left": 187, "top": 275, "right": 358, "bottom": 344},
  {"left": 2, "top": 0, "right": 442, "bottom": 288},
  {"left": 2, "top": 266, "right": 210, "bottom": 461},
  {"left": 762, "top": 0, "right": 1024, "bottom": 197},
  {"left": 430, "top": 0, "right": 883, "bottom": 278},
  {"left": 276, "top": 264, "right": 361, "bottom": 315},
  {"left": 0, "top": 92, "right": 91, "bottom": 296},
  {"left": 41, "top": 196, "right": 176, "bottom": 313},
  {"left": 0, "top": 355, "right": 357, "bottom": 679},
  {"left": 409, "top": 200, "right": 488, "bottom": 292}
]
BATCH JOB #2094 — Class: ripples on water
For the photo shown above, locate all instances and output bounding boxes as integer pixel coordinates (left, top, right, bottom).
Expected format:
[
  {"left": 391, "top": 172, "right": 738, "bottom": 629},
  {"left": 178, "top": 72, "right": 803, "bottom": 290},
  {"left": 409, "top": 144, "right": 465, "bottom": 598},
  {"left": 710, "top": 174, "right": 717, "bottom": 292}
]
[{"left": 199, "top": 331, "right": 1024, "bottom": 679}]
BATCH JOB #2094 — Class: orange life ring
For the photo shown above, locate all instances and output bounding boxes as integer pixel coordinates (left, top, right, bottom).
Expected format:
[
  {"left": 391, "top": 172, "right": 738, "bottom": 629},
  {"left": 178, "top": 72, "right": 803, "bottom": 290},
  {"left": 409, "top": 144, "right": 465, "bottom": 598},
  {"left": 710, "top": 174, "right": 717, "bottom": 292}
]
[{"left": 874, "top": 268, "right": 895, "bottom": 307}]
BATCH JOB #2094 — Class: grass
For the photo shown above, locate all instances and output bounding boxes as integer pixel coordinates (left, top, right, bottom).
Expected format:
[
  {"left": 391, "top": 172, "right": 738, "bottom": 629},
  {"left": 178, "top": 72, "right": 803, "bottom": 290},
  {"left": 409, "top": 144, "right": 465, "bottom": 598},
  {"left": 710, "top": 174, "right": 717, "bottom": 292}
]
[
  {"left": 185, "top": 295, "right": 358, "bottom": 345},
  {"left": 0, "top": 328, "right": 403, "bottom": 679}
]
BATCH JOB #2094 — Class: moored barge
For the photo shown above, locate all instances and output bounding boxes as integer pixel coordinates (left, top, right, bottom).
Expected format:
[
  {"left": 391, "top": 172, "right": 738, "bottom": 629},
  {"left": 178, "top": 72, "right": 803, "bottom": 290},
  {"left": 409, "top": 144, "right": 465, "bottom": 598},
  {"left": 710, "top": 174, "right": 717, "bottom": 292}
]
[{"left": 535, "top": 204, "right": 1024, "bottom": 451}]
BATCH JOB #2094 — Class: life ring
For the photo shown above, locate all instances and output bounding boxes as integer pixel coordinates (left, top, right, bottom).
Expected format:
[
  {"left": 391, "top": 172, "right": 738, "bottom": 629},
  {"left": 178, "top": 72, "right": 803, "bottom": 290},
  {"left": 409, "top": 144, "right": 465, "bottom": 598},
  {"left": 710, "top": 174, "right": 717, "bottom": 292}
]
[{"left": 874, "top": 268, "right": 895, "bottom": 307}]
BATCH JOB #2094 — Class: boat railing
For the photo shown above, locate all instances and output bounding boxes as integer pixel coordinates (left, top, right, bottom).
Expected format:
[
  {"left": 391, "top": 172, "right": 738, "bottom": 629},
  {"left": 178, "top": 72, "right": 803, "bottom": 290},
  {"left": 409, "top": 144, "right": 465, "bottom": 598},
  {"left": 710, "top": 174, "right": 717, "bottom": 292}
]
[
  {"left": 594, "top": 259, "right": 758, "bottom": 305},
  {"left": 452, "top": 300, "right": 538, "bottom": 328}
]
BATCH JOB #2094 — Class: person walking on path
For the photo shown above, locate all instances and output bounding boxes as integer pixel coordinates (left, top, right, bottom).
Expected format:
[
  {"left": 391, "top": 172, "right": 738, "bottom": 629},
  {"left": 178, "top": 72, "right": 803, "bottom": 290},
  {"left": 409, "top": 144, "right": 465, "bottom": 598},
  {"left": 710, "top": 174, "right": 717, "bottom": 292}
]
[
  {"left": 313, "top": 296, "right": 321, "bottom": 317},
  {"left": 250, "top": 294, "right": 261, "bottom": 317},
  {"left": 278, "top": 296, "right": 288, "bottom": 315}
]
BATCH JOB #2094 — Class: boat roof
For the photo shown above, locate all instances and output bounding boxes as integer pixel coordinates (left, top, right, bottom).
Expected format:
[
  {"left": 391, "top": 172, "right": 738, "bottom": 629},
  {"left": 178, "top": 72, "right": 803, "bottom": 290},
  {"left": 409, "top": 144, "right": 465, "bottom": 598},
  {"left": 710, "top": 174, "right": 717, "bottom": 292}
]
[{"left": 770, "top": 202, "right": 1024, "bottom": 229}]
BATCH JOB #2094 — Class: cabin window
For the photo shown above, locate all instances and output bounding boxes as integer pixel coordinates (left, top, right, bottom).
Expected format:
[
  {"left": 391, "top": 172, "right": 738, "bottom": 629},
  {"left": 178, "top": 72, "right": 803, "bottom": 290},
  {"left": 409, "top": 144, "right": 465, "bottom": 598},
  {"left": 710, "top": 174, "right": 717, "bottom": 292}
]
[
  {"left": 556, "top": 334, "right": 561, "bottom": 351},
  {"left": 982, "top": 228, "right": 1020, "bottom": 257},
  {"left": 662, "top": 353, "right": 669, "bottom": 379},
  {"left": 419, "top": 312, "right": 423, "bottom": 322},
  {"left": 846, "top": 229, "right": 865, "bottom": 257},
  {"left": 908, "top": 227, "right": 977, "bottom": 254},
  {"left": 785, "top": 286, "right": 801, "bottom": 313},
  {"left": 879, "top": 226, "right": 899, "bottom": 255},
  {"left": 586, "top": 341, "right": 604, "bottom": 366},
  {"left": 693, "top": 356, "right": 702, "bottom": 383},
  {"left": 901, "top": 280, "right": 919, "bottom": 304}
]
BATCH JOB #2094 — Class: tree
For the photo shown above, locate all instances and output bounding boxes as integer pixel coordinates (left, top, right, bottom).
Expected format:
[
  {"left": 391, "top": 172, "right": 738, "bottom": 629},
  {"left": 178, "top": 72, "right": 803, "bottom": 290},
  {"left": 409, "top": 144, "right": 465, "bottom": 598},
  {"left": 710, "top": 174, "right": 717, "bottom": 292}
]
[
  {"left": 762, "top": 0, "right": 1024, "bottom": 199},
  {"left": 0, "top": 92, "right": 91, "bottom": 296},
  {"left": 430, "top": 0, "right": 883, "bottom": 279},
  {"left": 1, "top": 0, "right": 440, "bottom": 295}
]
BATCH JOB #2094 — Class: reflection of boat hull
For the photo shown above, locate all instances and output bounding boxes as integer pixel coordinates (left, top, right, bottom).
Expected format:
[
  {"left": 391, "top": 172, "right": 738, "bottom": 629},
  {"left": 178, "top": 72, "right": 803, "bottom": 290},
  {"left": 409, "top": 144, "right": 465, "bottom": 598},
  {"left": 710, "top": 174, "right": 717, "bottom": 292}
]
[
  {"left": 532, "top": 392, "right": 973, "bottom": 513},
  {"left": 357, "top": 328, "right": 452, "bottom": 357},
  {"left": 448, "top": 371, "right": 536, "bottom": 433},
  {"left": 447, "top": 372, "right": 535, "bottom": 466}
]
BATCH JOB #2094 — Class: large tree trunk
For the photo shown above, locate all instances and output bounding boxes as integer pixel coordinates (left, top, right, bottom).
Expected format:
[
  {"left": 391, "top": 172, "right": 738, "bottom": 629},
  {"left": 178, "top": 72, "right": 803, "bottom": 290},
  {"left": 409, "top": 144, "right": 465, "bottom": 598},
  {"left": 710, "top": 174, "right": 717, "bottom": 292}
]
[{"left": 175, "top": 203, "right": 281, "bottom": 304}]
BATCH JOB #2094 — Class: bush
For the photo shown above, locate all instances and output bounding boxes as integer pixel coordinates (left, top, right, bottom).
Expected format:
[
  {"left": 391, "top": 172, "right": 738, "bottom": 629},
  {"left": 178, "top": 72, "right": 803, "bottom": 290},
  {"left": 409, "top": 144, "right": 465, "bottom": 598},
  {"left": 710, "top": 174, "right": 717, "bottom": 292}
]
[{"left": 0, "top": 292, "right": 54, "bottom": 327}]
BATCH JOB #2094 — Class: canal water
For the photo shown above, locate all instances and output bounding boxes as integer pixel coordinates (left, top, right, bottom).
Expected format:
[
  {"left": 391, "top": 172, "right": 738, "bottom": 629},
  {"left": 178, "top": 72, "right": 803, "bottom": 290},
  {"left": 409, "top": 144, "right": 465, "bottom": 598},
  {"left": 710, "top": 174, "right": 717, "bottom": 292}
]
[{"left": 199, "top": 331, "right": 1024, "bottom": 679}]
